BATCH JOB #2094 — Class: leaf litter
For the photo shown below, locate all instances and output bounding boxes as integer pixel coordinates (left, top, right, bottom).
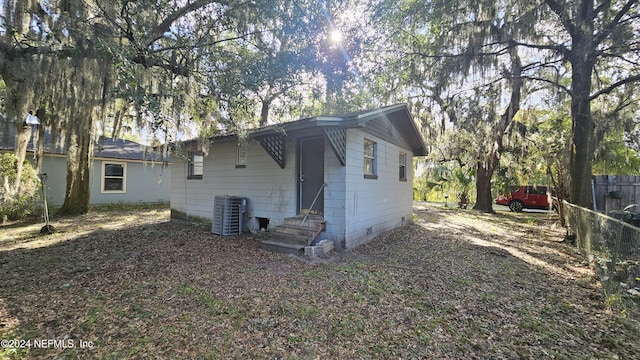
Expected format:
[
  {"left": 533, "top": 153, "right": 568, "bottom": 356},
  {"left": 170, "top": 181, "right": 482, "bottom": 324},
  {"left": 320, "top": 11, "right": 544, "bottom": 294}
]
[{"left": 1, "top": 205, "right": 639, "bottom": 359}]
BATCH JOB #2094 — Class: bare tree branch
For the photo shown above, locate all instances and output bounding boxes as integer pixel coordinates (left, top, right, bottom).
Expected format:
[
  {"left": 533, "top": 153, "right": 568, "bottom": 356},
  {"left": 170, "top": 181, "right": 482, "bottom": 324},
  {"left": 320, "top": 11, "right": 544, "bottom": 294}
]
[
  {"left": 594, "top": 0, "right": 638, "bottom": 46},
  {"left": 521, "top": 75, "right": 572, "bottom": 95},
  {"left": 589, "top": 74, "right": 640, "bottom": 100},
  {"left": 544, "top": 0, "right": 578, "bottom": 37},
  {"left": 144, "top": 0, "right": 228, "bottom": 46}
]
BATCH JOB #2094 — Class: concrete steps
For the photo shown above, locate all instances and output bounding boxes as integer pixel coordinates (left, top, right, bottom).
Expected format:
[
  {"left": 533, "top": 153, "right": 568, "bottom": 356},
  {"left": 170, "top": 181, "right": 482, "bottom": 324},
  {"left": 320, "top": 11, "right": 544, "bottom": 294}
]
[
  {"left": 260, "top": 240, "right": 307, "bottom": 255},
  {"left": 260, "top": 215, "right": 326, "bottom": 255}
]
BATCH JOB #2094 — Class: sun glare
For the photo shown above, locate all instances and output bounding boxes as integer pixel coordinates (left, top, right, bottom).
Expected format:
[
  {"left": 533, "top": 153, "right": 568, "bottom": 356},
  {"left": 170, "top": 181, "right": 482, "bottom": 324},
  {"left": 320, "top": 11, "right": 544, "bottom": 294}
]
[{"left": 329, "top": 29, "right": 343, "bottom": 44}]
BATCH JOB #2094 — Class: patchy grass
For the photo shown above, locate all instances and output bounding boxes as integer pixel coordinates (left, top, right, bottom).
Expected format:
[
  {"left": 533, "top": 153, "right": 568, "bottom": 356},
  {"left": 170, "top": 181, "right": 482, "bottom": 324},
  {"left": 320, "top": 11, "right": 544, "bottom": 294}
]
[
  {"left": 1, "top": 205, "right": 639, "bottom": 359},
  {"left": 88, "top": 201, "right": 169, "bottom": 212}
]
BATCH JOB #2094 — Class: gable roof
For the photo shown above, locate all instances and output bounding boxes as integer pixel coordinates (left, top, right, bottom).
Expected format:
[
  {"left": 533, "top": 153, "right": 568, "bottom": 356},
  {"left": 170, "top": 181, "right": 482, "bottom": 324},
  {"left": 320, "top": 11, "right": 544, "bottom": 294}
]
[
  {"left": 94, "top": 137, "right": 171, "bottom": 162},
  {"left": 185, "top": 103, "right": 428, "bottom": 156},
  {"left": 0, "top": 126, "right": 170, "bottom": 162}
]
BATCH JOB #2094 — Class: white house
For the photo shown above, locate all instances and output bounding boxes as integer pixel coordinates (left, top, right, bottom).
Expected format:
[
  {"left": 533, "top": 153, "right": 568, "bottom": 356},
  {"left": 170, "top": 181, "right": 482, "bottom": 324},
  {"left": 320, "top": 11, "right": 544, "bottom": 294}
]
[
  {"left": 170, "top": 104, "right": 427, "bottom": 252},
  {"left": 1, "top": 129, "right": 171, "bottom": 206}
]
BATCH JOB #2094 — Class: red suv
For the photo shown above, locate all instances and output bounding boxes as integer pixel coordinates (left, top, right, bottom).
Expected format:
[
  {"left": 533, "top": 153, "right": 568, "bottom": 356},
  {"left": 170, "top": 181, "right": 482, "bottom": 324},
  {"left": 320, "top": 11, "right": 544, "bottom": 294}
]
[{"left": 495, "top": 185, "right": 552, "bottom": 212}]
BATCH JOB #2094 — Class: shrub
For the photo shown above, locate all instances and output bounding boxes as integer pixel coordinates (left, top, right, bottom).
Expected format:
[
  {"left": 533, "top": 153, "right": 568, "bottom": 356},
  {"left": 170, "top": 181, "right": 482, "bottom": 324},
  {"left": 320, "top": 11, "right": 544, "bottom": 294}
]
[{"left": 0, "top": 153, "right": 40, "bottom": 221}]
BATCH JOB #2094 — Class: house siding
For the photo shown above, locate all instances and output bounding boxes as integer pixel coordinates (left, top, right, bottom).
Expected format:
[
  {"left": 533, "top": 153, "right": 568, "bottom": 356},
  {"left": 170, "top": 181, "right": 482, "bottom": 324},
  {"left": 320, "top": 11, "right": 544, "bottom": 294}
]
[
  {"left": 171, "top": 128, "right": 415, "bottom": 249},
  {"left": 167, "top": 105, "right": 427, "bottom": 251},
  {"left": 171, "top": 138, "right": 298, "bottom": 228},
  {"left": 343, "top": 128, "right": 413, "bottom": 249},
  {"left": 21, "top": 154, "right": 171, "bottom": 206},
  {"left": 90, "top": 159, "right": 170, "bottom": 205},
  {"left": 318, "top": 137, "right": 347, "bottom": 244},
  {"left": 36, "top": 155, "right": 68, "bottom": 206}
]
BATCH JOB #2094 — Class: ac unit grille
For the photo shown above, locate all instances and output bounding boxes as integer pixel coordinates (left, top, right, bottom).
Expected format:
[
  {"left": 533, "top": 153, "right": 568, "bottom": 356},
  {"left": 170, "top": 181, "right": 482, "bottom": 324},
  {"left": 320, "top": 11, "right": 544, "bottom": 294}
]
[{"left": 212, "top": 196, "right": 247, "bottom": 235}]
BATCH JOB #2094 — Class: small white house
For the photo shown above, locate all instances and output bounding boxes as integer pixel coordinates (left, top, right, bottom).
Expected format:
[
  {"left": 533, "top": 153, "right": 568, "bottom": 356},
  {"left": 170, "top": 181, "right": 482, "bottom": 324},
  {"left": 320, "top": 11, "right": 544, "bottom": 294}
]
[
  {"left": 170, "top": 104, "right": 427, "bottom": 250},
  {"left": 1, "top": 130, "right": 171, "bottom": 206}
]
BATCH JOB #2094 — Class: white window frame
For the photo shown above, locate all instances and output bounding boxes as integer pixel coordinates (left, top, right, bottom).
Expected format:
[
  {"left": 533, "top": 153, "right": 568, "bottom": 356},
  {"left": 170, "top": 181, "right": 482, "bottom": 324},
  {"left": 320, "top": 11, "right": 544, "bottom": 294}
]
[
  {"left": 236, "top": 141, "right": 247, "bottom": 168},
  {"left": 364, "top": 138, "right": 377, "bottom": 179},
  {"left": 188, "top": 151, "right": 204, "bottom": 179},
  {"left": 101, "top": 161, "right": 127, "bottom": 193},
  {"left": 399, "top": 152, "right": 407, "bottom": 181}
]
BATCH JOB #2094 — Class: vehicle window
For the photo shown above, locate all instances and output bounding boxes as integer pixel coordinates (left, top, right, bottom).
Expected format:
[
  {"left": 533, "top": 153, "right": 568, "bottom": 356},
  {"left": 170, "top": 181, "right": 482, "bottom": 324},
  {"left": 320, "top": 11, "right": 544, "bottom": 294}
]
[{"left": 528, "top": 186, "right": 547, "bottom": 195}]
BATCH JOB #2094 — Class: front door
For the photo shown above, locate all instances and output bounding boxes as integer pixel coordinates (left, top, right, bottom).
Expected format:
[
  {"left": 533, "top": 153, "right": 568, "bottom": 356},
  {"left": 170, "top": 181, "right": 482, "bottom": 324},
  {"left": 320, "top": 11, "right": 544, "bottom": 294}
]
[{"left": 299, "top": 137, "right": 324, "bottom": 214}]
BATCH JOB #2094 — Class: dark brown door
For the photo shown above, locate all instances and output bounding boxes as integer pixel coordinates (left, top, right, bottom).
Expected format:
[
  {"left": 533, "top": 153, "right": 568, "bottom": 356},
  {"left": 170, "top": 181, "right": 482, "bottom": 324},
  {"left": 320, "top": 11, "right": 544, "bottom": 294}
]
[{"left": 299, "top": 137, "right": 324, "bottom": 214}]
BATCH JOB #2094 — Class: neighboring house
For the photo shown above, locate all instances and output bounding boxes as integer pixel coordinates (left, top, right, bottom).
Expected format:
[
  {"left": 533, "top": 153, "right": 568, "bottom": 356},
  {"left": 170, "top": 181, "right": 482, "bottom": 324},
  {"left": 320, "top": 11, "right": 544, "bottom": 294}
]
[
  {"left": 0, "top": 128, "right": 171, "bottom": 206},
  {"left": 171, "top": 104, "right": 427, "bottom": 250}
]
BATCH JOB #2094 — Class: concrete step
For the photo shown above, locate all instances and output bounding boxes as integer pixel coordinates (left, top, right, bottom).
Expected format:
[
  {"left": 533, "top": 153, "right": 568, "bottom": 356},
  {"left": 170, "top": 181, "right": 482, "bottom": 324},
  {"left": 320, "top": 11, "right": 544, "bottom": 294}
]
[
  {"left": 265, "top": 233, "right": 308, "bottom": 247},
  {"left": 283, "top": 216, "right": 326, "bottom": 232},
  {"left": 260, "top": 215, "right": 326, "bottom": 255},
  {"left": 272, "top": 224, "right": 319, "bottom": 237},
  {"left": 260, "top": 240, "right": 304, "bottom": 255}
]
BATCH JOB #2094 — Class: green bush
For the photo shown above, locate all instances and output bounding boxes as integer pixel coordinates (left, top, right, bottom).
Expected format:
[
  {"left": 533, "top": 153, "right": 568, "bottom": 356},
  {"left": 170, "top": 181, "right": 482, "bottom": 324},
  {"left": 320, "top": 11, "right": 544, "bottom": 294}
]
[{"left": 0, "top": 153, "right": 40, "bottom": 221}]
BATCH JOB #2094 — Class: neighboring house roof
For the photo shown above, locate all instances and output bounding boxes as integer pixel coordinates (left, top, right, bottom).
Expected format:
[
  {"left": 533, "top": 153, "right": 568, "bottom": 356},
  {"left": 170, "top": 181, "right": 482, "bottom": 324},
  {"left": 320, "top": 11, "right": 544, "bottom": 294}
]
[
  {"left": 0, "top": 126, "right": 170, "bottom": 163},
  {"left": 182, "top": 103, "right": 428, "bottom": 156},
  {"left": 94, "top": 137, "right": 171, "bottom": 163}
]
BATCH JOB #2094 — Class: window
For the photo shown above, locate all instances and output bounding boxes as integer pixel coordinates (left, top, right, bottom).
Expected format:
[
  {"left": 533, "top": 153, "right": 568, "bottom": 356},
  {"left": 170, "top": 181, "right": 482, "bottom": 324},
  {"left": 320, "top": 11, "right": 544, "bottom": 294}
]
[
  {"left": 188, "top": 152, "right": 203, "bottom": 179},
  {"left": 102, "top": 162, "right": 126, "bottom": 193},
  {"left": 363, "top": 139, "right": 377, "bottom": 179},
  {"left": 236, "top": 142, "right": 247, "bottom": 168},
  {"left": 399, "top": 153, "right": 407, "bottom": 181},
  {"left": 527, "top": 186, "right": 547, "bottom": 195}
]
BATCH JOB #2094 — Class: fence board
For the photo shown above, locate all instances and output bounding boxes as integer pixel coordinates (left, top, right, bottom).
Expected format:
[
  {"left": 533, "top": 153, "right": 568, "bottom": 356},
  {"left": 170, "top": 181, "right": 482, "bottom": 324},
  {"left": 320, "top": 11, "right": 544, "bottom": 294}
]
[{"left": 594, "top": 175, "right": 640, "bottom": 214}]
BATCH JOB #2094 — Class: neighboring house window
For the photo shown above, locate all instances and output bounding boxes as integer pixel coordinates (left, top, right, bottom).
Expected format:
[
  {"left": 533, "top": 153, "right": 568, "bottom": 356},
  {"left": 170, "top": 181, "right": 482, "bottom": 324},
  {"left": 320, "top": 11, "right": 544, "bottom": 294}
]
[
  {"left": 102, "top": 162, "right": 126, "bottom": 193},
  {"left": 236, "top": 142, "right": 247, "bottom": 168},
  {"left": 364, "top": 138, "right": 377, "bottom": 179},
  {"left": 399, "top": 152, "right": 407, "bottom": 181},
  {"left": 188, "top": 152, "right": 203, "bottom": 179}
]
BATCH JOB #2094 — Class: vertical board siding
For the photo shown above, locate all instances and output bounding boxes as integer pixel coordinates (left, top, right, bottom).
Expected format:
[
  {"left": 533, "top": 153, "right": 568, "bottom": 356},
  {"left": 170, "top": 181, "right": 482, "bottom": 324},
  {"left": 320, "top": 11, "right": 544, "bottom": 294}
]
[{"left": 594, "top": 175, "right": 640, "bottom": 214}]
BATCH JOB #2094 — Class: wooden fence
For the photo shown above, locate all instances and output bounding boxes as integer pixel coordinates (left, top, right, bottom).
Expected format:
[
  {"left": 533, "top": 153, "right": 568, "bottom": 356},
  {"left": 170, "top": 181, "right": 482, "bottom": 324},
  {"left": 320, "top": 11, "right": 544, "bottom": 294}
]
[{"left": 594, "top": 175, "right": 640, "bottom": 214}]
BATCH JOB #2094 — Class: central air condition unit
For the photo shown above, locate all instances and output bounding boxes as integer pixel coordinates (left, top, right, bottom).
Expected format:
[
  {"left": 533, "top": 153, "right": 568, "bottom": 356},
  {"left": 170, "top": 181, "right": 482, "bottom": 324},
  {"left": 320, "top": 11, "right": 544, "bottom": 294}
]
[{"left": 212, "top": 196, "right": 247, "bottom": 235}]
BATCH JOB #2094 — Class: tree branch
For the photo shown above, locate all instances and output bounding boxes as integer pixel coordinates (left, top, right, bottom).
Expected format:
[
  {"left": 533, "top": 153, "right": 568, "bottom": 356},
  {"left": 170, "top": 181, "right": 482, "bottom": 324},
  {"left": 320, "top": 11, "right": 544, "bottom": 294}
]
[
  {"left": 511, "top": 40, "right": 567, "bottom": 56},
  {"left": 521, "top": 75, "right": 572, "bottom": 95},
  {"left": 589, "top": 74, "right": 640, "bottom": 100},
  {"left": 151, "top": 30, "right": 266, "bottom": 53},
  {"left": 144, "top": 0, "right": 228, "bottom": 47},
  {"left": 594, "top": 0, "right": 638, "bottom": 46},
  {"left": 544, "top": 0, "right": 578, "bottom": 37}
]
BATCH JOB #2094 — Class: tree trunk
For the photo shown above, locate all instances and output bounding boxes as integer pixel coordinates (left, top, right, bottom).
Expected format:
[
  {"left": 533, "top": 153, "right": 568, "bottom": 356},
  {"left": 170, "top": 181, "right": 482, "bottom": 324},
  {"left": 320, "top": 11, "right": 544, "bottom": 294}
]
[
  {"left": 473, "top": 152, "right": 498, "bottom": 213},
  {"left": 58, "top": 127, "right": 93, "bottom": 215},
  {"left": 259, "top": 99, "right": 270, "bottom": 127},
  {"left": 13, "top": 123, "right": 31, "bottom": 195},
  {"left": 3, "top": 76, "right": 32, "bottom": 198},
  {"left": 569, "top": 91, "right": 594, "bottom": 209},
  {"left": 57, "top": 59, "right": 101, "bottom": 216},
  {"left": 548, "top": 164, "right": 567, "bottom": 227},
  {"left": 473, "top": 45, "right": 522, "bottom": 213},
  {"left": 567, "top": 5, "right": 596, "bottom": 209}
]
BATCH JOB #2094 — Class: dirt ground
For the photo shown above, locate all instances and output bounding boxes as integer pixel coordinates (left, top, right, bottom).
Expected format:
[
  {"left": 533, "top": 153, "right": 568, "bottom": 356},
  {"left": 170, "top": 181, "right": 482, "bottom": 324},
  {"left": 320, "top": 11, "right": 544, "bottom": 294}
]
[{"left": 1, "top": 205, "right": 639, "bottom": 359}]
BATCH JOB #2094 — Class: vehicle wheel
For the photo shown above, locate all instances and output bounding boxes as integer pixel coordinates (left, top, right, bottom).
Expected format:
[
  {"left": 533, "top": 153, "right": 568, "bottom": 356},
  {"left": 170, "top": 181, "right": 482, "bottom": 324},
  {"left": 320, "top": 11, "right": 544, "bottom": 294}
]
[{"left": 509, "top": 200, "right": 524, "bottom": 212}]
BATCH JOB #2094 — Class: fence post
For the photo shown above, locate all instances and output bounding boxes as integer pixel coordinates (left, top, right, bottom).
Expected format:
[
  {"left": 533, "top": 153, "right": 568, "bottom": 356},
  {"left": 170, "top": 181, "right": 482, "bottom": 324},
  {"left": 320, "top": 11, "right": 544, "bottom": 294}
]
[
  {"left": 566, "top": 200, "right": 640, "bottom": 318},
  {"left": 602, "top": 220, "right": 625, "bottom": 295}
]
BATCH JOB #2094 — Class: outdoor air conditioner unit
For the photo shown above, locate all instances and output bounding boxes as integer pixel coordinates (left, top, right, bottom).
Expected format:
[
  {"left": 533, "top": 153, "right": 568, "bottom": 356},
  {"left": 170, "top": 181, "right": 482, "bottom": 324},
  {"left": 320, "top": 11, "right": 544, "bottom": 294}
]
[{"left": 212, "top": 196, "right": 247, "bottom": 235}]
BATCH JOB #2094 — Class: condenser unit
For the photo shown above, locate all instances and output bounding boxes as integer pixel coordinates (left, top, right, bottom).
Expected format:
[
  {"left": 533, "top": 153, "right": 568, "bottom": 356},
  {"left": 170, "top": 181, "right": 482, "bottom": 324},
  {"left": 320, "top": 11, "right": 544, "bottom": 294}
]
[{"left": 212, "top": 196, "right": 247, "bottom": 235}]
